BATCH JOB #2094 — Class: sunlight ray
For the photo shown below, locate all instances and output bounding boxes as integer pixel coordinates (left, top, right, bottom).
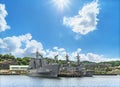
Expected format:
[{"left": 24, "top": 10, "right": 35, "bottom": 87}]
[{"left": 51, "top": 0, "right": 71, "bottom": 11}]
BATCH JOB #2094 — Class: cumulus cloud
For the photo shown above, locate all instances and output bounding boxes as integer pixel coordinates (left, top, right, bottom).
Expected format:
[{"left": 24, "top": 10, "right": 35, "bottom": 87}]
[
  {"left": 70, "top": 51, "right": 120, "bottom": 63},
  {"left": 74, "top": 52, "right": 120, "bottom": 63},
  {"left": 0, "top": 33, "right": 43, "bottom": 57},
  {"left": 43, "top": 47, "right": 119, "bottom": 63},
  {"left": 44, "top": 47, "right": 120, "bottom": 62},
  {"left": 63, "top": 0, "right": 99, "bottom": 35},
  {"left": 0, "top": 34, "right": 119, "bottom": 62},
  {"left": 45, "top": 47, "right": 66, "bottom": 60},
  {"left": 53, "top": 46, "right": 65, "bottom": 52},
  {"left": 0, "top": 4, "right": 10, "bottom": 32}
]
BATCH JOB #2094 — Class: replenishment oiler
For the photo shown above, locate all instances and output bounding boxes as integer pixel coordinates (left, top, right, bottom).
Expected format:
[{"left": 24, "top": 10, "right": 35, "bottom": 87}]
[{"left": 28, "top": 51, "right": 60, "bottom": 77}]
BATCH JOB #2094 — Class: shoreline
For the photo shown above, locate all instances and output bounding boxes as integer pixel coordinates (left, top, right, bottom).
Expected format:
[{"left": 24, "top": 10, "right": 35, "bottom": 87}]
[{"left": 0, "top": 74, "right": 119, "bottom": 76}]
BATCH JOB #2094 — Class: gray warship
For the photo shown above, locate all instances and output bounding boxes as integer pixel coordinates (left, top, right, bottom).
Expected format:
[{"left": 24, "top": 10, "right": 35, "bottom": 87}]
[
  {"left": 28, "top": 51, "right": 60, "bottom": 77},
  {"left": 59, "top": 53, "right": 94, "bottom": 77}
]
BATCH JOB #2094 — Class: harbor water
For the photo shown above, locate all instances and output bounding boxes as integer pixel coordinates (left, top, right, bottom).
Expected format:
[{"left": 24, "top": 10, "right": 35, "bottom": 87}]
[{"left": 0, "top": 75, "right": 120, "bottom": 87}]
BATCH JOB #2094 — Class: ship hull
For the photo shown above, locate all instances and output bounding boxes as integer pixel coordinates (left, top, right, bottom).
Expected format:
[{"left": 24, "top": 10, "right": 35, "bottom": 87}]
[{"left": 28, "top": 64, "right": 60, "bottom": 77}]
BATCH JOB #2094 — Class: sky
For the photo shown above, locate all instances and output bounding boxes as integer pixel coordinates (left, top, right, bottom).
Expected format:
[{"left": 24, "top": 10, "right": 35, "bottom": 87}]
[{"left": 0, "top": 0, "right": 120, "bottom": 62}]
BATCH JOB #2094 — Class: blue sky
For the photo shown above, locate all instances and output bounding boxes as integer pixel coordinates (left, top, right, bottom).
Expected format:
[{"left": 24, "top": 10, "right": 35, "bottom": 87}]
[{"left": 0, "top": 0, "right": 120, "bottom": 62}]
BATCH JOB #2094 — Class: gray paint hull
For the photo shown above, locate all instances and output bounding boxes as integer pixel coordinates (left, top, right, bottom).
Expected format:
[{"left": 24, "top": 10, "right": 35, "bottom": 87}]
[{"left": 28, "top": 64, "right": 60, "bottom": 77}]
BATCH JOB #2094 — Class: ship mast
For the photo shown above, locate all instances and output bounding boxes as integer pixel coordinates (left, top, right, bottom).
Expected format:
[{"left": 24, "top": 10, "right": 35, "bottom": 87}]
[
  {"left": 35, "top": 49, "right": 43, "bottom": 67},
  {"left": 36, "top": 49, "right": 43, "bottom": 59},
  {"left": 76, "top": 53, "right": 80, "bottom": 66},
  {"left": 36, "top": 49, "right": 39, "bottom": 58},
  {"left": 65, "top": 54, "right": 69, "bottom": 66},
  {"left": 54, "top": 55, "right": 58, "bottom": 63}
]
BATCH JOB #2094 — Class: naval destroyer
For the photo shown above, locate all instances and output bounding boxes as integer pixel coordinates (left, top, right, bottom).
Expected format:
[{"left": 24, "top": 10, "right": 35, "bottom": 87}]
[{"left": 28, "top": 51, "right": 60, "bottom": 77}]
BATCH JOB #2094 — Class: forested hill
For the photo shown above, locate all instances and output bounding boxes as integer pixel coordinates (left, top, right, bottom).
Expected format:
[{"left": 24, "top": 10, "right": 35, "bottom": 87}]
[
  {"left": 0, "top": 54, "right": 30, "bottom": 65},
  {"left": 0, "top": 54, "right": 120, "bottom": 66}
]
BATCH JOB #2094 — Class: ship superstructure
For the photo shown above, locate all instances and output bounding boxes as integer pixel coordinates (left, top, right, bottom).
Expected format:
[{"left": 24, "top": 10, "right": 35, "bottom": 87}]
[{"left": 28, "top": 51, "right": 60, "bottom": 77}]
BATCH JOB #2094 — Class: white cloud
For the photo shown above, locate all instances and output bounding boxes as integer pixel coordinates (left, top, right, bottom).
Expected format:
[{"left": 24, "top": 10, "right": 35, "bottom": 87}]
[
  {"left": 0, "top": 4, "right": 10, "bottom": 32},
  {"left": 86, "top": 53, "right": 103, "bottom": 62},
  {"left": 45, "top": 47, "right": 66, "bottom": 60},
  {"left": 44, "top": 47, "right": 119, "bottom": 63},
  {"left": 77, "top": 48, "right": 81, "bottom": 53},
  {"left": 71, "top": 48, "right": 82, "bottom": 59},
  {"left": 50, "top": 47, "right": 119, "bottom": 62},
  {"left": 53, "top": 46, "right": 65, "bottom": 52},
  {"left": 63, "top": 0, "right": 99, "bottom": 35},
  {"left": 75, "top": 34, "right": 81, "bottom": 40},
  {"left": 78, "top": 53, "right": 120, "bottom": 63},
  {"left": 71, "top": 51, "right": 120, "bottom": 63},
  {"left": 0, "top": 33, "right": 43, "bottom": 57},
  {"left": 0, "top": 34, "right": 119, "bottom": 62},
  {"left": 45, "top": 50, "right": 58, "bottom": 58}
]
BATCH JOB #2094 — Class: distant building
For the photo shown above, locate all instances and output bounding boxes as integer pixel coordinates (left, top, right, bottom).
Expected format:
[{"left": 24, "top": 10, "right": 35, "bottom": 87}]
[{"left": 9, "top": 65, "right": 29, "bottom": 71}]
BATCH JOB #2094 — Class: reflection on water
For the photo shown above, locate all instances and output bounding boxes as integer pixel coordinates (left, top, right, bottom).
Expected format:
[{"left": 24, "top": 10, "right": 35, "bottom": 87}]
[{"left": 0, "top": 75, "right": 120, "bottom": 87}]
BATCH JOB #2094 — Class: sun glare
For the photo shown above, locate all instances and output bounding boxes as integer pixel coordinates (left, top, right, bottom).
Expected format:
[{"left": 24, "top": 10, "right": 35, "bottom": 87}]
[{"left": 51, "top": 0, "right": 71, "bottom": 11}]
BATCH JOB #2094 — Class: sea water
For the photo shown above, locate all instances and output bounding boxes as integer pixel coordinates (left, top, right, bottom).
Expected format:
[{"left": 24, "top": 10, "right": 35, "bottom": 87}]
[{"left": 0, "top": 75, "right": 120, "bottom": 87}]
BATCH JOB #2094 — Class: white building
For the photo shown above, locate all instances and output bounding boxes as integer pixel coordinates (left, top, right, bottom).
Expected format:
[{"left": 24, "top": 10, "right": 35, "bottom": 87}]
[{"left": 9, "top": 65, "right": 29, "bottom": 71}]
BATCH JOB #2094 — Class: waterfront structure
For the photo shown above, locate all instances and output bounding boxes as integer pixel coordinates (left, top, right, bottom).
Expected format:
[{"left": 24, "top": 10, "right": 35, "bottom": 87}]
[
  {"left": 28, "top": 50, "right": 60, "bottom": 77},
  {"left": 9, "top": 65, "right": 28, "bottom": 74},
  {"left": 9, "top": 65, "right": 29, "bottom": 70}
]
